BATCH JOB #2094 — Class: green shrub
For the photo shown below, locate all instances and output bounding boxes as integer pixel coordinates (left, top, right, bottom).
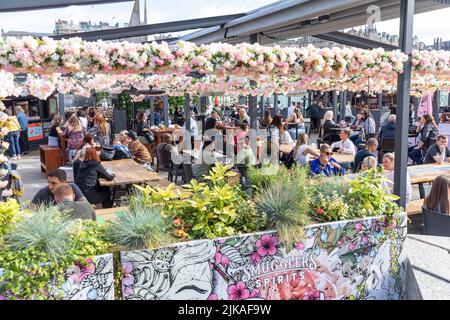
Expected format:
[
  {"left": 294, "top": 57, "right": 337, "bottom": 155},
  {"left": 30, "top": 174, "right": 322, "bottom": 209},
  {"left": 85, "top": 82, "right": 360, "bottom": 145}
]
[{"left": 105, "top": 202, "right": 175, "bottom": 251}]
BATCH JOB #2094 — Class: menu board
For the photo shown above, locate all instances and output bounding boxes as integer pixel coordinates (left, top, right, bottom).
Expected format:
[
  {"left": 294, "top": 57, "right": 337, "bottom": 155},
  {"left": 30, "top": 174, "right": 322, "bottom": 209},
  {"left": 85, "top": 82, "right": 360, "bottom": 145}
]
[{"left": 27, "top": 122, "right": 44, "bottom": 141}]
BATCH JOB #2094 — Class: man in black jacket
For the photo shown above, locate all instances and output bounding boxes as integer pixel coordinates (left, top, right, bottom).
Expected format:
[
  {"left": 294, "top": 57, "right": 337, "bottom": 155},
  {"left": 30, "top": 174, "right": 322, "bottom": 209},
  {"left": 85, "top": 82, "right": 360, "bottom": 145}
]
[
  {"left": 378, "top": 114, "right": 396, "bottom": 146},
  {"left": 353, "top": 138, "right": 379, "bottom": 172}
]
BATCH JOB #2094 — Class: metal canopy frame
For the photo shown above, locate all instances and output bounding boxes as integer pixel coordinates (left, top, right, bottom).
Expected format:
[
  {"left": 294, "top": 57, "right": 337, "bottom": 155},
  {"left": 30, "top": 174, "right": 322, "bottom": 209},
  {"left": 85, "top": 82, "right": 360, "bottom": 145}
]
[
  {"left": 313, "top": 31, "right": 398, "bottom": 50},
  {"left": 0, "top": 0, "right": 133, "bottom": 12},
  {"left": 50, "top": 13, "right": 246, "bottom": 41},
  {"left": 179, "top": 0, "right": 448, "bottom": 44}
]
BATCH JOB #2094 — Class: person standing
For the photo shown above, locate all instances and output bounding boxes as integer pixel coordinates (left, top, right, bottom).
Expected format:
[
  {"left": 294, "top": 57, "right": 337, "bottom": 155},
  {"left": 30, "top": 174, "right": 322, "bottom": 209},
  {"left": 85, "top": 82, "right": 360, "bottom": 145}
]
[
  {"left": 4, "top": 109, "right": 21, "bottom": 160},
  {"left": 15, "top": 106, "right": 29, "bottom": 156}
]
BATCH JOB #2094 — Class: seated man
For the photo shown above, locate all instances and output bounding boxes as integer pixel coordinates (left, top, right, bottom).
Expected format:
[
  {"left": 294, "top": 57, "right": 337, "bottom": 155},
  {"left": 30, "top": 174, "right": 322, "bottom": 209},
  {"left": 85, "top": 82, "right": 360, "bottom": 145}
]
[
  {"left": 127, "top": 131, "right": 153, "bottom": 165},
  {"left": 331, "top": 128, "right": 356, "bottom": 155},
  {"left": 378, "top": 114, "right": 396, "bottom": 146},
  {"left": 156, "top": 133, "right": 174, "bottom": 153},
  {"left": 424, "top": 134, "right": 450, "bottom": 164},
  {"left": 204, "top": 111, "right": 227, "bottom": 132},
  {"left": 54, "top": 184, "right": 96, "bottom": 221},
  {"left": 31, "top": 169, "right": 86, "bottom": 207},
  {"left": 309, "top": 144, "right": 345, "bottom": 176},
  {"left": 353, "top": 138, "right": 379, "bottom": 172}
]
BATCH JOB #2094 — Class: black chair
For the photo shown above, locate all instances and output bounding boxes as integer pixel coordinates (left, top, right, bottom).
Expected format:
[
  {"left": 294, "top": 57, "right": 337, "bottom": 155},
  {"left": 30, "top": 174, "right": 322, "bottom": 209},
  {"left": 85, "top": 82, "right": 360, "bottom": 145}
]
[
  {"left": 379, "top": 137, "right": 395, "bottom": 160},
  {"left": 422, "top": 206, "right": 450, "bottom": 237},
  {"left": 170, "top": 162, "right": 185, "bottom": 184},
  {"left": 156, "top": 148, "right": 172, "bottom": 175},
  {"left": 182, "top": 162, "right": 194, "bottom": 184}
]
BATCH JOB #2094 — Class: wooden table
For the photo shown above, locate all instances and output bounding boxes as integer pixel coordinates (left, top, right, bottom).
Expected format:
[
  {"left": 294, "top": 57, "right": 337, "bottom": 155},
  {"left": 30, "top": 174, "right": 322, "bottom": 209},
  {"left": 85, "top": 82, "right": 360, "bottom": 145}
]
[
  {"left": 150, "top": 127, "right": 175, "bottom": 145},
  {"left": 100, "top": 159, "right": 161, "bottom": 187},
  {"left": 329, "top": 126, "right": 363, "bottom": 132},
  {"left": 409, "top": 163, "right": 450, "bottom": 185},
  {"left": 408, "top": 163, "right": 450, "bottom": 198}
]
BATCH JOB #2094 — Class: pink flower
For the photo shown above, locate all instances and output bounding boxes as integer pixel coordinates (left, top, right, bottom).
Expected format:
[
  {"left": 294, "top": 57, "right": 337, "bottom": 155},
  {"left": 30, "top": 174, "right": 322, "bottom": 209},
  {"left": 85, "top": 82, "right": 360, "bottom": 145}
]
[
  {"left": 214, "top": 245, "right": 230, "bottom": 267},
  {"left": 355, "top": 223, "right": 362, "bottom": 232},
  {"left": 303, "top": 290, "right": 321, "bottom": 300},
  {"left": 227, "top": 281, "right": 250, "bottom": 300},
  {"left": 349, "top": 242, "right": 357, "bottom": 251},
  {"left": 208, "top": 294, "right": 218, "bottom": 300},
  {"left": 256, "top": 234, "right": 277, "bottom": 257},
  {"left": 249, "top": 288, "right": 260, "bottom": 298},
  {"left": 295, "top": 242, "right": 305, "bottom": 250},
  {"left": 251, "top": 252, "right": 261, "bottom": 264},
  {"left": 123, "top": 286, "right": 134, "bottom": 298},
  {"left": 122, "top": 262, "right": 135, "bottom": 286},
  {"left": 362, "top": 236, "right": 369, "bottom": 244}
]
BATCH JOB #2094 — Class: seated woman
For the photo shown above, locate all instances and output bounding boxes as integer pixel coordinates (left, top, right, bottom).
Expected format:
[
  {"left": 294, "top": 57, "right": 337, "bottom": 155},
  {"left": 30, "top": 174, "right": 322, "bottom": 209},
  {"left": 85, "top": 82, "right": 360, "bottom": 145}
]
[
  {"left": 72, "top": 133, "right": 95, "bottom": 180},
  {"left": 280, "top": 124, "right": 294, "bottom": 145},
  {"left": 63, "top": 114, "right": 85, "bottom": 164},
  {"left": 322, "top": 111, "right": 340, "bottom": 143},
  {"left": 89, "top": 113, "right": 110, "bottom": 147},
  {"left": 309, "top": 144, "right": 345, "bottom": 176},
  {"left": 48, "top": 114, "right": 63, "bottom": 148},
  {"left": 382, "top": 153, "right": 412, "bottom": 205},
  {"left": 135, "top": 111, "right": 156, "bottom": 145},
  {"left": 294, "top": 133, "right": 320, "bottom": 166},
  {"left": 260, "top": 110, "right": 272, "bottom": 128},
  {"left": 423, "top": 175, "right": 450, "bottom": 215},
  {"left": 286, "top": 107, "right": 305, "bottom": 140},
  {"left": 75, "top": 147, "right": 115, "bottom": 208}
]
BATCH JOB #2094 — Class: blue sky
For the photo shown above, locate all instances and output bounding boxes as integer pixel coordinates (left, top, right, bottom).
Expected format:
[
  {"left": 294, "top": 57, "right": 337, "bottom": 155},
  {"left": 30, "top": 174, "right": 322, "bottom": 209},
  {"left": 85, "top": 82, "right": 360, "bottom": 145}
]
[{"left": 0, "top": 0, "right": 448, "bottom": 44}]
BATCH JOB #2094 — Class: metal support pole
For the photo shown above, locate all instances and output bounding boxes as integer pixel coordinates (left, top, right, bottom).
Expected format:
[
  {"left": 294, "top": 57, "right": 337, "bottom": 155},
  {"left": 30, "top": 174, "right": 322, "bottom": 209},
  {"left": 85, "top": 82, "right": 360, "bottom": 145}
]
[
  {"left": 377, "top": 93, "right": 383, "bottom": 108},
  {"left": 339, "top": 91, "right": 345, "bottom": 122},
  {"left": 273, "top": 93, "right": 278, "bottom": 115},
  {"left": 57, "top": 93, "right": 65, "bottom": 115},
  {"left": 332, "top": 91, "right": 338, "bottom": 122},
  {"left": 413, "top": 96, "right": 419, "bottom": 122},
  {"left": 259, "top": 96, "right": 265, "bottom": 122},
  {"left": 433, "top": 90, "right": 440, "bottom": 124},
  {"left": 163, "top": 96, "right": 169, "bottom": 126},
  {"left": 149, "top": 96, "right": 155, "bottom": 126},
  {"left": 249, "top": 33, "right": 259, "bottom": 130},
  {"left": 184, "top": 93, "right": 191, "bottom": 150},
  {"left": 394, "top": 0, "right": 414, "bottom": 209}
]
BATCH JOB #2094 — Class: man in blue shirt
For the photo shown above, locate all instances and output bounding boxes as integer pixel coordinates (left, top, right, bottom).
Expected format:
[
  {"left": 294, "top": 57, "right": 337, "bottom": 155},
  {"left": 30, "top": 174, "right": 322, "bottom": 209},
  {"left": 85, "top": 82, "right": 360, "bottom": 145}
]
[
  {"left": 309, "top": 144, "right": 345, "bottom": 176},
  {"left": 14, "top": 106, "right": 29, "bottom": 155}
]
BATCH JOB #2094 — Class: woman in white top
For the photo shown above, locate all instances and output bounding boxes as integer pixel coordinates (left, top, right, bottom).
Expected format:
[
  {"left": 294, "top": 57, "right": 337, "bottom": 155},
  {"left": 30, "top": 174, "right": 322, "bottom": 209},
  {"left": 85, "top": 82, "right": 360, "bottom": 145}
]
[
  {"left": 382, "top": 153, "right": 412, "bottom": 205},
  {"left": 280, "top": 125, "right": 294, "bottom": 145},
  {"left": 294, "top": 133, "right": 320, "bottom": 166}
]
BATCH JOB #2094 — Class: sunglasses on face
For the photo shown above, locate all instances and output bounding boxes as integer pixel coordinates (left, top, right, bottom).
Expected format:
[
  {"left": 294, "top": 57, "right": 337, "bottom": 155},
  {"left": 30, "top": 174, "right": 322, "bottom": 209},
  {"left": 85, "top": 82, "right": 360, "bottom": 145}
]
[{"left": 322, "top": 151, "right": 333, "bottom": 156}]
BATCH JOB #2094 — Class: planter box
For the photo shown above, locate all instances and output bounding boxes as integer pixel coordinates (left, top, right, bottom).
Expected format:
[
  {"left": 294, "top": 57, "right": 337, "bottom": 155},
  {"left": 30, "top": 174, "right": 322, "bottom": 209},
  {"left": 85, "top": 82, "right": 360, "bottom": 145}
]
[
  {"left": 1, "top": 253, "right": 115, "bottom": 300},
  {"left": 120, "top": 214, "right": 407, "bottom": 300}
]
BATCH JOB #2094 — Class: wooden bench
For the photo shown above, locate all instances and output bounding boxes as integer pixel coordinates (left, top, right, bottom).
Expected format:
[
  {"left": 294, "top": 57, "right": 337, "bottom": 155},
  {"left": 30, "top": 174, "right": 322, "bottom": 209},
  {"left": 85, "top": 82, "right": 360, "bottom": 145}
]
[
  {"left": 406, "top": 199, "right": 423, "bottom": 216},
  {"left": 40, "top": 145, "right": 62, "bottom": 174},
  {"left": 95, "top": 206, "right": 129, "bottom": 222}
]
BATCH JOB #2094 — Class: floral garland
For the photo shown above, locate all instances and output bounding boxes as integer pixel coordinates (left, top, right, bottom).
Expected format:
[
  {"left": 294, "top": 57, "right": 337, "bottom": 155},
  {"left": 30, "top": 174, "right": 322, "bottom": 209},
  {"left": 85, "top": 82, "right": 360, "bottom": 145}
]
[{"left": 0, "top": 37, "right": 449, "bottom": 98}]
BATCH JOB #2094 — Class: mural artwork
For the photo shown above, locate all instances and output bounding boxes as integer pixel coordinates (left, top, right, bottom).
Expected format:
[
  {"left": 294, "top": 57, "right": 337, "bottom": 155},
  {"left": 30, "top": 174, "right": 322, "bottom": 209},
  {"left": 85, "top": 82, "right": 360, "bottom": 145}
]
[
  {"left": 121, "top": 214, "right": 407, "bottom": 300},
  {"left": 60, "top": 254, "right": 115, "bottom": 300}
]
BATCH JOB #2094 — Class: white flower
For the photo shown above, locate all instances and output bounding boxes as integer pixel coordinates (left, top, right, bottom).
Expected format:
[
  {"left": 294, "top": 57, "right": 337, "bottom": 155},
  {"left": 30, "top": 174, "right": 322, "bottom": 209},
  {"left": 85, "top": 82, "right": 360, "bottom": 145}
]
[
  {"left": 1, "top": 189, "right": 13, "bottom": 197},
  {"left": 0, "top": 180, "right": 8, "bottom": 189}
]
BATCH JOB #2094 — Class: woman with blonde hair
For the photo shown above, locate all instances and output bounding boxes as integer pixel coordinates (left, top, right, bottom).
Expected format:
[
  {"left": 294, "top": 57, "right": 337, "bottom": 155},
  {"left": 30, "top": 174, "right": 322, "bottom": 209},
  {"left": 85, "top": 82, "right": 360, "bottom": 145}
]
[
  {"left": 63, "top": 114, "right": 85, "bottom": 163},
  {"left": 424, "top": 175, "right": 450, "bottom": 215},
  {"left": 322, "top": 110, "right": 340, "bottom": 143},
  {"left": 89, "top": 113, "right": 110, "bottom": 147},
  {"left": 286, "top": 107, "right": 306, "bottom": 140},
  {"left": 382, "top": 153, "right": 412, "bottom": 205},
  {"left": 360, "top": 156, "right": 378, "bottom": 171}
]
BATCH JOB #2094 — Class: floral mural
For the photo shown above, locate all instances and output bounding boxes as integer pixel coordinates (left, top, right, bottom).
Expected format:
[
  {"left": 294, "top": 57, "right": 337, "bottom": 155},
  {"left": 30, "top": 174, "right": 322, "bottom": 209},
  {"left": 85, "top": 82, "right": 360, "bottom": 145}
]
[{"left": 120, "top": 214, "right": 407, "bottom": 300}]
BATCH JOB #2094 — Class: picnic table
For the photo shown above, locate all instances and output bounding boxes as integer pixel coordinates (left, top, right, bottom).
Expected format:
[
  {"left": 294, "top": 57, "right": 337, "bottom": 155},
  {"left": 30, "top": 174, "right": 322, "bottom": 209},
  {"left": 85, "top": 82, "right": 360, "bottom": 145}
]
[
  {"left": 409, "top": 163, "right": 450, "bottom": 198},
  {"left": 100, "top": 159, "right": 161, "bottom": 187}
]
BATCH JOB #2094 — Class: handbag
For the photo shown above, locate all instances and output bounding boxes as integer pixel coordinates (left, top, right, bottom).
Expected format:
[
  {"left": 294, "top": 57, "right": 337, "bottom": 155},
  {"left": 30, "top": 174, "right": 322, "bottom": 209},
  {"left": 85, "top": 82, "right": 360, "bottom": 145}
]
[{"left": 100, "top": 146, "right": 115, "bottom": 161}]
